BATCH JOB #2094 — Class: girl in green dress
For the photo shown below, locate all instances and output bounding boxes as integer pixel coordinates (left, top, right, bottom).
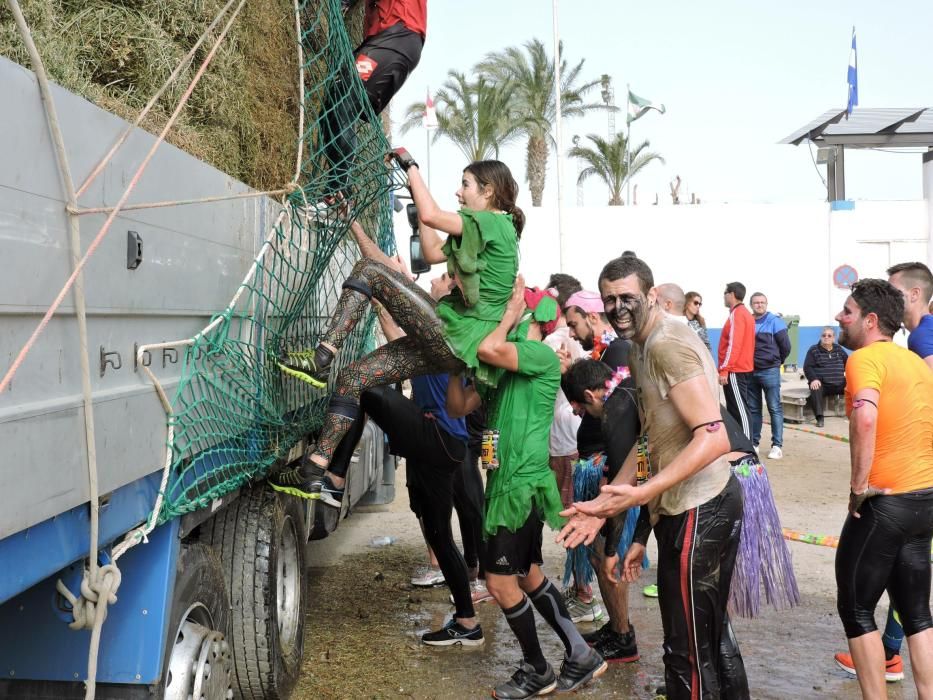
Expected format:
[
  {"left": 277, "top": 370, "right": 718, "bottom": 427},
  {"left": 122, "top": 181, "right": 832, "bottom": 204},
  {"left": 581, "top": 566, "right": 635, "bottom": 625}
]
[{"left": 273, "top": 152, "right": 524, "bottom": 498}]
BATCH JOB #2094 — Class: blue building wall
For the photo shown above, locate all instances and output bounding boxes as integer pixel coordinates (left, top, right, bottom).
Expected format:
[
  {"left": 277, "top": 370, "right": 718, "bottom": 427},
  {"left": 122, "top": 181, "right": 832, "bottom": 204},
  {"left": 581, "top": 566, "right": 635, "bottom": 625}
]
[{"left": 706, "top": 325, "right": 834, "bottom": 370}]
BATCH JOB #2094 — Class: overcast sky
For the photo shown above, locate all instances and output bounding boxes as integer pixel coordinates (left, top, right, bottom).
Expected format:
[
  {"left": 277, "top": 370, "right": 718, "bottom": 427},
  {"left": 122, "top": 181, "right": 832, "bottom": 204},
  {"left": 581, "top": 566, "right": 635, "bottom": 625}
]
[{"left": 388, "top": 0, "right": 933, "bottom": 210}]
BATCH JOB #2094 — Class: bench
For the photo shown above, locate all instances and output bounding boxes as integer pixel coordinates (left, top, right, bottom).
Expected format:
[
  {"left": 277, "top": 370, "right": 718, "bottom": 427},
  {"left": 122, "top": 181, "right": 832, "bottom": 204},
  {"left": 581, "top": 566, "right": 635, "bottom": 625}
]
[{"left": 781, "top": 386, "right": 846, "bottom": 423}]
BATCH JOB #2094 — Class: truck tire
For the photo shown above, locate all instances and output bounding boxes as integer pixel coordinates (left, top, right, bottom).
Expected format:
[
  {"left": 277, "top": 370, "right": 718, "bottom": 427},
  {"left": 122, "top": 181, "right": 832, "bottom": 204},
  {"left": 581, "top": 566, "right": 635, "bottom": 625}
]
[
  {"left": 161, "top": 542, "right": 234, "bottom": 700},
  {"left": 200, "top": 484, "right": 307, "bottom": 699}
]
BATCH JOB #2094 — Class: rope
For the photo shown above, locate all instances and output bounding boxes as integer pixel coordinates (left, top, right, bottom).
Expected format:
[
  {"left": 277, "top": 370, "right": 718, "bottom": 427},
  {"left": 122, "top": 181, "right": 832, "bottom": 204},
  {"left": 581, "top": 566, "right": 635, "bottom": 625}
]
[
  {"left": 0, "top": 0, "right": 247, "bottom": 397},
  {"left": 783, "top": 423, "right": 849, "bottom": 444},
  {"left": 67, "top": 184, "right": 299, "bottom": 216}
]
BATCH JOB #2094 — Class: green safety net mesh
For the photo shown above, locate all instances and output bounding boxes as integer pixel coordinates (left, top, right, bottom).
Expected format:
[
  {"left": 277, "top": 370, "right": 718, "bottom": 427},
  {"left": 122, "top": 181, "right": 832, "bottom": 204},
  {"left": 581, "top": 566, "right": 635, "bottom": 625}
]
[{"left": 157, "top": 0, "right": 406, "bottom": 522}]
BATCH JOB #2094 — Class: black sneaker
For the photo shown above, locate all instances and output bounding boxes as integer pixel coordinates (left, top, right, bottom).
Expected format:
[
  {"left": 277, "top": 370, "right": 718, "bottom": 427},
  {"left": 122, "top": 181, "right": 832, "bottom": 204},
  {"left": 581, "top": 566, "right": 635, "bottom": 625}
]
[
  {"left": 593, "top": 624, "right": 639, "bottom": 663},
  {"left": 421, "top": 618, "right": 484, "bottom": 647},
  {"left": 277, "top": 344, "right": 334, "bottom": 388},
  {"left": 318, "top": 475, "right": 345, "bottom": 509},
  {"left": 556, "top": 648, "right": 608, "bottom": 692},
  {"left": 492, "top": 663, "right": 557, "bottom": 699},
  {"left": 268, "top": 464, "right": 323, "bottom": 499},
  {"left": 816, "top": 416, "right": 825, "bottom": 428},
  {"left": 582, "top": 621, "right": 612, "bottom": 646}
]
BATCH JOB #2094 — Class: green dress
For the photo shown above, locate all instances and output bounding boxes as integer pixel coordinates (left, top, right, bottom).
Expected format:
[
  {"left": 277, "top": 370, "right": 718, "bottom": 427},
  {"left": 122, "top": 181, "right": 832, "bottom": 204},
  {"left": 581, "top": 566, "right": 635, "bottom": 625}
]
[
  {"left": 436, "top": 209, "right": 518, "bottom": 389},
  {"left": 484, "top": 340, "right": 566, "bottom": 536}
]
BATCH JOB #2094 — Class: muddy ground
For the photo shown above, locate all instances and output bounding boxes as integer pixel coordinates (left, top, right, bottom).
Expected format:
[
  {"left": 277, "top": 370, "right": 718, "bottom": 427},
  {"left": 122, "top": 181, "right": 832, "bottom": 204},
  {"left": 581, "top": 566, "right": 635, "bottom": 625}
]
[{"left": 295, "top": 416, "right": 917, "bottom": 699}]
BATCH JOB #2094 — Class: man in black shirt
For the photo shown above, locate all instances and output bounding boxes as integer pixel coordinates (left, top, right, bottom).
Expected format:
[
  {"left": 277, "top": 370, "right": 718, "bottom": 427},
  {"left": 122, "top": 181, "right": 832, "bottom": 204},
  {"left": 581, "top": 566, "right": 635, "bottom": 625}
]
[
  {"left": 803, "top": 327, "right": 847, "bottom": 428},
  {"left": 562, "top": 359, "right": 642, "bottom": 664}
]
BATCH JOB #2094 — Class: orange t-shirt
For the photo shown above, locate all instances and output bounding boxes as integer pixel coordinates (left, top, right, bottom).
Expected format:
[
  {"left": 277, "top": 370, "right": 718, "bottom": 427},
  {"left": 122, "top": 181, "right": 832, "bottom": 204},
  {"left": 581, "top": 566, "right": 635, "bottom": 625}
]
[{"left": 845, "top": 341, "right": 933, "bottom": 494}]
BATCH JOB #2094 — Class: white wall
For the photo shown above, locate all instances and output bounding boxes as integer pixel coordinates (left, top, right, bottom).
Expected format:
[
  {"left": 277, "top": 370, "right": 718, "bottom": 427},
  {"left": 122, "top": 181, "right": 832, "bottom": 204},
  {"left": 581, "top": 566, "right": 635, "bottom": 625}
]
[{"left": 515, "top": 200, "right": 929, "bottom": 329}]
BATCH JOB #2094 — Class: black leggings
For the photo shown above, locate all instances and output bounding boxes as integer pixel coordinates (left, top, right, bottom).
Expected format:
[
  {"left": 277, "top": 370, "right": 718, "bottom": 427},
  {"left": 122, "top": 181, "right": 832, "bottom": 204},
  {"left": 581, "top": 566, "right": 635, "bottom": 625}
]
[
  {"left": 836, "top": 488, "right": 933, "bottom": 639},
  {"left": 311, "top": 258, "right": 464, "bottom": 464},
  {"left": 334, "top": 385, "right": 475, "bottom": 619},
  {"left": 453, "top": 446, "right": 485, "bottom": 576},
  {"left": 655, "top": 475, "right": 749, "bottom": 700}
]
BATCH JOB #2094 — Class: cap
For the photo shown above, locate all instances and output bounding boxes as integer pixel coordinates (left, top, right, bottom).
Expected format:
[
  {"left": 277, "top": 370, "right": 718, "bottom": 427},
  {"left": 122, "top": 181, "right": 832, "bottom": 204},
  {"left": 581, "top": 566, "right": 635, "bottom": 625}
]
[{"left": 523, "top": 287, "right": 561, "bottom": 336}]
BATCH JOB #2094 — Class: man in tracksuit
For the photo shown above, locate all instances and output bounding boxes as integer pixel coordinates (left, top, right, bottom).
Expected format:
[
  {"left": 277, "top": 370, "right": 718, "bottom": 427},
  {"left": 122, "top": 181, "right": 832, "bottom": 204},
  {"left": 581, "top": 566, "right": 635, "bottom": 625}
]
[
  {"left": 748, "top": 293, "right": 791, "bottom": 459},
  {"left": 718, "top": 282, "right": 755, "bottom": 440}
]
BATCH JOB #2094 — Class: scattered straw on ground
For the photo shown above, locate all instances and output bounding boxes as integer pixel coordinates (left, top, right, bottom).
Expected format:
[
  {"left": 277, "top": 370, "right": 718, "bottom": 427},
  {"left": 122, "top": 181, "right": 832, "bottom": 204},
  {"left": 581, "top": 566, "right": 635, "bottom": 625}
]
[{"left": 298, "top": 544, "right": 428, "bottom": 700}]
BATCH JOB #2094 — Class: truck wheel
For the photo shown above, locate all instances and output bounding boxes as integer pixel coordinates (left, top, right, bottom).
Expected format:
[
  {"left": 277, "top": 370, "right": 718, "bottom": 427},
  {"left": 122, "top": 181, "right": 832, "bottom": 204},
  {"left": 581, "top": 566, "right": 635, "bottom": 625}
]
[
  {"left": 201, "top": 484, "right": 307, "bottom": 699},
  {"left": 161, "top": 542, "right": 234, "bottom": 700}
]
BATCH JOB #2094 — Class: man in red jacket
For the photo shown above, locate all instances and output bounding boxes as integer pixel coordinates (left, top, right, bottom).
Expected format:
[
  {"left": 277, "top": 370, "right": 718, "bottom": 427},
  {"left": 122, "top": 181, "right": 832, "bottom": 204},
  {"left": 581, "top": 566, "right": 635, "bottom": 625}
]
[{"left": 718, "top": 282, "right": 754, "bottom": 440}]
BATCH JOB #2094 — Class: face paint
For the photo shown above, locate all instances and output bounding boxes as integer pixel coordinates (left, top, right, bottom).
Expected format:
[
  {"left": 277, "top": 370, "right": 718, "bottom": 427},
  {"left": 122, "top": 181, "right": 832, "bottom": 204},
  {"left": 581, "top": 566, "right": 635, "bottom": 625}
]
[{"left": 603, "top": 292, "right": 647, "bottom": 339}]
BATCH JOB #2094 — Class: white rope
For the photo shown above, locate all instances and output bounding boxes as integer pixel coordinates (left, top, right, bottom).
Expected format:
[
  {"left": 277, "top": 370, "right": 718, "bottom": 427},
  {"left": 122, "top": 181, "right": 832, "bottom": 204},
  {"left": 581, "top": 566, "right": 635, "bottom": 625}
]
[{"left": 67, "top": 184, "right": 299, "bottom": 215}]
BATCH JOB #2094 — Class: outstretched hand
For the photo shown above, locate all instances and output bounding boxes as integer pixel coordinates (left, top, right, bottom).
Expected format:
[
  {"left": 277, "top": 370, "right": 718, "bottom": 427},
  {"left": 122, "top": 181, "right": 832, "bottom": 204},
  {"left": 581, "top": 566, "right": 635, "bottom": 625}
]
[
  {"left": 555, "top": 507, "right": 605, "bottom": 549},
  {"left": 572, "top": 484, "right": 645, "bottom": 520},
  {"left": 621, "top": 543, "right": 647, "bottom": 583}
]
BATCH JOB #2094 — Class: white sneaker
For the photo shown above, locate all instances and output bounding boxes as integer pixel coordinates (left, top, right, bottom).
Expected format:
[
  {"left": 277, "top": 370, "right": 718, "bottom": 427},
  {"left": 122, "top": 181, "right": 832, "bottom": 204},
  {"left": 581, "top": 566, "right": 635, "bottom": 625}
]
[
  {"left": 411, "top": 567, "right": 445, "bottom": 587},
  {"left": 449, "top": 580, "right": 495, "bottom": 605},
  {"left": 768, "top": 446, "right": 783, "bottom": 460},
  {"left": 562, "top": 588, "right": 605, "bottom": 624}
]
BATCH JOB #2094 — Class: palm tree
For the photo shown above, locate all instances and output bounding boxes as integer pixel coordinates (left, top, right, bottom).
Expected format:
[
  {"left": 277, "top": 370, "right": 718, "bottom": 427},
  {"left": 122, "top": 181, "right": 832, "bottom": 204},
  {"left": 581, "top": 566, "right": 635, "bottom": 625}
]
[
  {"left": 569, "top": 133, "right": 665, "bottom": 206},
  {"left": 477, "top": 39, "right": 605, "bottom": 206},
  {"left": 400, "top": 71, "right": 521, "bottom": 163}
]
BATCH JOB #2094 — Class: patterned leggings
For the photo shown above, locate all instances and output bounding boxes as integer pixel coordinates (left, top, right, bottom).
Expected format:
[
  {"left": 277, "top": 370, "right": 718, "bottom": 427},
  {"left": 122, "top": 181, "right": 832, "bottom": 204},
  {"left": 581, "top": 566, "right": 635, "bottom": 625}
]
[{"left": 312, "top": 258, "right": 465, "bottom": 465}]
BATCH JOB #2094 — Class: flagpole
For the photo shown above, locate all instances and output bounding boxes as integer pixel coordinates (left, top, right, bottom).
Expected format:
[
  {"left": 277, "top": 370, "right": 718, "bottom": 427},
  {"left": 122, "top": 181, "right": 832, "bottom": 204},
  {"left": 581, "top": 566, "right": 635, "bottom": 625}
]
[
  {"left": 426, "top": 124, "right": 432, "bottom": 190},
  {"left": 552, "top": 0, "right": 567, "bottom": 271},
  {"left": 626, "top": 84, "right": 632, "bottom": 206}
]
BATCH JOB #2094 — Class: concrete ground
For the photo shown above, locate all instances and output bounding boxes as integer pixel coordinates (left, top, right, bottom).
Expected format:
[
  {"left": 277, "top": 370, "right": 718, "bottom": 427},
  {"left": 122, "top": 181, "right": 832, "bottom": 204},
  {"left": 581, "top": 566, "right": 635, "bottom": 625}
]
[{"left": 296, "top": 413, "right": 918, "bottom": 699}]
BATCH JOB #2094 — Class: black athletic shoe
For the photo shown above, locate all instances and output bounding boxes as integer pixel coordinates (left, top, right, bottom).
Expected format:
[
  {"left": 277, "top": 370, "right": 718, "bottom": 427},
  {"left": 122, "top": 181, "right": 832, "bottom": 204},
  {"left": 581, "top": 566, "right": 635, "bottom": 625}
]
[
  {"left": 556, "top": 648, "right": 608, "bottom": 692},
  {"left": 593, "top": 624, "right": 639, "bottom": 663},
  {"left": 268, "top": 464, "right": 323, "bottom": 499},
  {"left": 816, "top": 416, "right": 825, "bottom": 428},
  {"left": 318, "top": 475, "right": 345, "bottom": 509},
  {"left": 277, "top": 344, "right": 334, "bottom": 388},
  {"left": 492, "top": 663, "right": 557, "bottom": 699},
  {"left": 582, "top": 621, "right": 612, "bottom": 646},
  {"left": 421, "top": 618, "right": 484, "bottom": 647}
]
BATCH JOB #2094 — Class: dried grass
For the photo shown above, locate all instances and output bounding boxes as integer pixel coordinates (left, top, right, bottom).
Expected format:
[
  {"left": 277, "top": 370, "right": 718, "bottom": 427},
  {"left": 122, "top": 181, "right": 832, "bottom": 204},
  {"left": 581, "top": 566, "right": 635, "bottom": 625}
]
[{"left": 0, "top": 0, "right": 363, "bottom": 189}]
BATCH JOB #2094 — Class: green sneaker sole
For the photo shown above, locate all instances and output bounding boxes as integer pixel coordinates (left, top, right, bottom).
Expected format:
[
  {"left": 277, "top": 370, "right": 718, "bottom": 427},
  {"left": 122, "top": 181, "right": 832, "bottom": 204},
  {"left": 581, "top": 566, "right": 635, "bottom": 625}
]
[
  {"left": 276, "top": 361, "right": 327, "bottom": 389},
  {"left": 268, "top": 482, "right": 322, "bottom": 500},
  {"left": 643, "top": 584, "right": 658, "bottom": 598}
]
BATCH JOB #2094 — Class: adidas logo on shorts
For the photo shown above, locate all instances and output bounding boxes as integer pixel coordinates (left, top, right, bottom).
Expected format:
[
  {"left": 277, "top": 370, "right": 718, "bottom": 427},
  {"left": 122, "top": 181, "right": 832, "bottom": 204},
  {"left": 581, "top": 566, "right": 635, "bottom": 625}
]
[{"left": 497, "top": 556, "right": 509, "bottom": 566}]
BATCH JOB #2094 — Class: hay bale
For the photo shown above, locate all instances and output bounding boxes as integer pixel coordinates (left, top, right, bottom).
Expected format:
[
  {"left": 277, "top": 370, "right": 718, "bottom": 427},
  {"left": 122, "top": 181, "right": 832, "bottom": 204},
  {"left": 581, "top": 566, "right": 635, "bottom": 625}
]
[{"left": 0, "top": 0, "right": 364, "bottom": 189}]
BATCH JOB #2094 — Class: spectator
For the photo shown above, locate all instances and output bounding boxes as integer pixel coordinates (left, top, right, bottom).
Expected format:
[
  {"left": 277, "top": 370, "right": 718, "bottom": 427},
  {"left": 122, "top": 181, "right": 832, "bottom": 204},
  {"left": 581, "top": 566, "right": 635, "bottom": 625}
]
[
  {"left": 748, "top": 293, "right": 791, "bottom": 459},
  {"left": 887, "top": 262, "right": 933, "bottom": 369},
  {"left": 656, "top": 283, "right": 688, "bottom": 323},
  {"left": 718, "top": 282, "right": 755, "bottom": 440},
  {"left": 831, "top": 279, "right": 933, "bottom": 698},
  {"left": 803, "top": 327, "right": 847, "bottom": 428},
  {"left": 685, "top": 291, "right": 712, "bottom": 354}
]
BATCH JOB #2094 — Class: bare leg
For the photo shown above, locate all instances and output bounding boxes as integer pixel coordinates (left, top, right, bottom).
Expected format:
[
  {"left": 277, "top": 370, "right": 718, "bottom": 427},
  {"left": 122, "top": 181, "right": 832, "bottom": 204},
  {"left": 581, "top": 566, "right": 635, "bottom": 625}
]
[
  {"left": 590, "top": 553, "right": 631, "bottom": 634},
  {"left": 848, "top": 631, "right": 887, "bottom": 700},
  {"left": 906, "top": 629, "right": 933, "bottom": 699}
]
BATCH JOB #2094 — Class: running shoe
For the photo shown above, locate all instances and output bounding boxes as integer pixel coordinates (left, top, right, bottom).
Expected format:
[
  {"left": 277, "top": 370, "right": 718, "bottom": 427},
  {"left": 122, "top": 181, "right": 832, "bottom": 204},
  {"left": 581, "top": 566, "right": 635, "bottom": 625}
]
[
  {"left": 492, "top": 662, "right": 557, "bottom": 699},
  {"left": 411, "top": 567, "right": 445, "bottom": 587},
  {"left": 421, "top": 618, "right": 484, "bottom": 647},
  {"left": 643, "top": 584, "right": 659, "bottom": 598},
  {"left": 593, "top": 624, "right": 639, "bottom": 663},
  {"left": 448, "top": 580, "right": 495, "bottom": 605},
  {"left": 268, "top": 464, "right": 323, "bottom": 499},
  {"left": 277, "top": 345, "right": 333, "bottom": 388},
  {"left": 562, "top": 588, "right": 604, "bottom": 624},
  {"left": 318, "top": 475, "right": 345, "bottom": 509},
  {"left": 768, "top": 446, "right": 783, "bottom": 460},
  {"left": 556, "top": 647, "right": 608, "bottom": 692},
  {"left": 582, "top": 621, "right": 612, "bottom": 646},
  {"left": 833, "top": 651, "right": 904, "bottom": 682},
  {"left": 815, "top": 416, "right": 825, "bottom": 428}
]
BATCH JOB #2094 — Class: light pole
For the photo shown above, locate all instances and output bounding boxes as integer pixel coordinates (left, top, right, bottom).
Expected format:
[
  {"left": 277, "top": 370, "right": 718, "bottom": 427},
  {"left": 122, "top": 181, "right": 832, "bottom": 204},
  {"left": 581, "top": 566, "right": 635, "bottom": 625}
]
[
  {"left": 552, "top": 0, "right": 567, "bottom": 270},
  {"left": 572, "top": 135, "right": 583, "bottom": 206}
]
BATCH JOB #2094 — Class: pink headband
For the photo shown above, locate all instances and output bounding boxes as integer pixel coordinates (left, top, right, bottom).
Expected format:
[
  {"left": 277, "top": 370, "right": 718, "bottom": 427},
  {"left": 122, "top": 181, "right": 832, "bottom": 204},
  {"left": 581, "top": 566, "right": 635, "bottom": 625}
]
[{"left": 565, "top": 290, "right": 604, "bottom": 315}]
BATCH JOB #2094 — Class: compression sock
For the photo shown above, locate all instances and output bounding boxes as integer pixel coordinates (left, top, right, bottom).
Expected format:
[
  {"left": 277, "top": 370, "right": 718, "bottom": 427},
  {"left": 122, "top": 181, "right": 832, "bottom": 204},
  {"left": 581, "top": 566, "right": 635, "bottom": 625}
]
[
  {"left": 502, "top": 596, "right": 548, "bottom": 674},
  {"left": 530, "top": 577, "right": 590, "bottom": 662}
]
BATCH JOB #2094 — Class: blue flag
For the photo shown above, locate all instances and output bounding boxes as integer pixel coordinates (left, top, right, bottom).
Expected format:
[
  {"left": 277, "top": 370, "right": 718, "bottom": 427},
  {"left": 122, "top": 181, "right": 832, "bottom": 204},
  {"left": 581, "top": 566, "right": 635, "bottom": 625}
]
[{"left": 846, "top": 27, "right": 858, "bottom": 118}]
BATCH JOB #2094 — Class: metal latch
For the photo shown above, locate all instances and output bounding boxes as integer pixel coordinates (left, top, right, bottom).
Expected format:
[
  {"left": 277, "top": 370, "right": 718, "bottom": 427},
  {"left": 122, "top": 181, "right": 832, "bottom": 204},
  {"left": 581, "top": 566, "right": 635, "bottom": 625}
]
[{"left": 127, "top": 230, "right": 143, "bottom": 270}]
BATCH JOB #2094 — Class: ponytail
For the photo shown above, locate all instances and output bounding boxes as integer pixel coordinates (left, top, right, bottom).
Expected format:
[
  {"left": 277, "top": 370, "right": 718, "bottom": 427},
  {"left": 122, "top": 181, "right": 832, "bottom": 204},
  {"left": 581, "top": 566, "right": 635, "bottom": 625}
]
[{"left": 506, "top": 204, "right": 525, "bottom": 239}]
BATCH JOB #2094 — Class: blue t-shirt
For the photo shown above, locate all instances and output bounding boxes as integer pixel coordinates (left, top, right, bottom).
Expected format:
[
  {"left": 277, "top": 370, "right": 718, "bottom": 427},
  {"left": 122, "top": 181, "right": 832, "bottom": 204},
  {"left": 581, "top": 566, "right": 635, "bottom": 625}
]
[
  {"left": 410, "top": 374, "right": 469, "bottom": 444},
  {"left": 909, "top": 314, "right": 933, "bottom": 360}
]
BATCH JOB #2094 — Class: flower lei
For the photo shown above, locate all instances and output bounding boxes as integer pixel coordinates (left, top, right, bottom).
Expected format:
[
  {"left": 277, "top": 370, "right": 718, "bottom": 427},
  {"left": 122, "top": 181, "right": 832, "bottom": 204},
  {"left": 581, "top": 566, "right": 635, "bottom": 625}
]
[
  {"left": 589, "top": 329, "right": 617, "bottom": 360},
  {"left": 603, "top": 366, "right": 632, "bottom": 403}
]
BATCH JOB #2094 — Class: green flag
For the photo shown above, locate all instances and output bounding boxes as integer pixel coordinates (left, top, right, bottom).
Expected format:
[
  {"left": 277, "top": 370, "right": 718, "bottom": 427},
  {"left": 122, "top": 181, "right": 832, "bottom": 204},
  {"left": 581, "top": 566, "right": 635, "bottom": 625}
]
[{"left": 627, "top": 89, "right": 666, "bottom": 124}]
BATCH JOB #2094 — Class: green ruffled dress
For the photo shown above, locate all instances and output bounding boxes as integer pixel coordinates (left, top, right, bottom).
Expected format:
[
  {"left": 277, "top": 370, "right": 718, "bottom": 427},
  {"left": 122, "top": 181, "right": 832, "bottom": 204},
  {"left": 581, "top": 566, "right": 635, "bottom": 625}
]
[
  {"left": 483, "top": 340, "right": 566, "bottom": 536},
  {"left": 436, "top": 209, "right": 518, "bottom": 389}
]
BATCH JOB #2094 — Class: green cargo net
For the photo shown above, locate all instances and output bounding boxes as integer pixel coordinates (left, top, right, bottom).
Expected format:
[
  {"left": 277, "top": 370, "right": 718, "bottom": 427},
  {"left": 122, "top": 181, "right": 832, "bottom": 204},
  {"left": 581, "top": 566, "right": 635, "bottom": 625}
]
[{"left": 157, "top": 0, "right": 405, "bottom": 522}]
